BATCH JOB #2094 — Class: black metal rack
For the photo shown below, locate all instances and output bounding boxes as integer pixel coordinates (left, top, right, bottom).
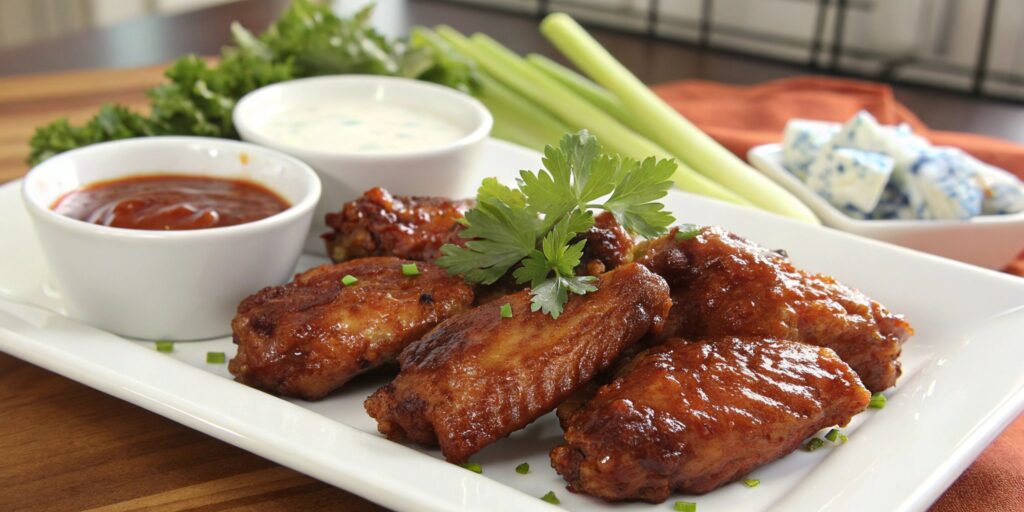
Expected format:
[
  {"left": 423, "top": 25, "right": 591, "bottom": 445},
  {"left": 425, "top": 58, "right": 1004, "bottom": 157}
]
[{"left": 455, "top": 0, "right": 1021, "bottom": 103}]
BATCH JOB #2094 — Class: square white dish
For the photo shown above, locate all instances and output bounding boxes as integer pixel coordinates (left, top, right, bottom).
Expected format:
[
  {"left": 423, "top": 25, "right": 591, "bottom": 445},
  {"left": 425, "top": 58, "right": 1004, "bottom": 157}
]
[
  {"left": 1, "top": 139, "right": 1023, "bottom": 511},
  {"left": 748, "top": 143, "right": 1024, "bottom": 270}
]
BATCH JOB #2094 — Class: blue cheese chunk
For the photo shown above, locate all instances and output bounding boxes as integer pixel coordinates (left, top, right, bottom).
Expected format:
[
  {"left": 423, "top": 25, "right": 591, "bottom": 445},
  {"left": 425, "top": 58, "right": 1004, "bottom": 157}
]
[
  {"left": 908, "top": 148, "right": 983, "bottom": 220},
  {"left": 783, "top": 120, "right": 839, "bottom": 179},
  {"left": 806, "top": 148, "right": 893, "bottom": 215},
  {"left": 964, "top": 156, "right": 1024, "bottom": 215}
]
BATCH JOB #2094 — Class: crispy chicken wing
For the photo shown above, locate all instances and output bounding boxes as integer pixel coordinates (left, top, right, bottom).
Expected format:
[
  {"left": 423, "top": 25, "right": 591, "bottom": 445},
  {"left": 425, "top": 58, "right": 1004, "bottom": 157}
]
[
  {"left": 634, "top": 226, "right": 912, "bottom": 391},
  {"left": 551, "top": 337, "right": 870, "bottom": 502},
  {"left": 229, "top": 257, "right": 474, "bottom": 400},
  {"left": 363, "top": 263, "right": 672, "bottom": 463},
  {"left": 322, "top": 187, "right": 472, "bottom": 263}
]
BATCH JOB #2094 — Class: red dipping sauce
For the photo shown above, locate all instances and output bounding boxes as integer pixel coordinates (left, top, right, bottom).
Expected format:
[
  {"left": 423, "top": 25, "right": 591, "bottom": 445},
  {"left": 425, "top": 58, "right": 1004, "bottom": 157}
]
[{"left": 52, "top": 174, "right": 290, "bottom": 231}]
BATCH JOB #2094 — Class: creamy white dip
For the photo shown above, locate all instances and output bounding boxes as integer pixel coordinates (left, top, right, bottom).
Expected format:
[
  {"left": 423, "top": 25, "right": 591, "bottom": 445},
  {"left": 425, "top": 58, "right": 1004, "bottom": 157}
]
[{"left": 262, "top": 100, "right": 467, "bottom": 153}]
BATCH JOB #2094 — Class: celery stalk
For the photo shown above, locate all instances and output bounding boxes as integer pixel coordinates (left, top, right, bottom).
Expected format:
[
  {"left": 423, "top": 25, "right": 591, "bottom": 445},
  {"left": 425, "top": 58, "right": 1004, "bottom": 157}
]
[
  {"left": 540, "top": 13, "right": 819, "bottom": 223},
  {"left": 443, "top": 29, "right": 749, "bottom": 206},
  {"left": 526, "top": 54, "right": 631, "bottom": 126},
  {"left": 417, "top": 27, "right": 568, "bottom": 151}
]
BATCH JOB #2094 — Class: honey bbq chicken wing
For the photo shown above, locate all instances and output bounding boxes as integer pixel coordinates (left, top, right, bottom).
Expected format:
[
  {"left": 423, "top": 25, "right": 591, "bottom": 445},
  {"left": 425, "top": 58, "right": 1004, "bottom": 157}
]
[
  {"left": 363, "top": 263, "right": 672, "bottom": 463},
  {"left": 322, "top": 187, "right": 473, "bottom": 263},
  {"left": 551, "top": 337, "right": 870, "bottom": 502},
  {"left": 229, "top": 257, "right": 474, "bottom": 400},
  {"left": 634, "top": 226, "right": 913, "bottom": 392}
]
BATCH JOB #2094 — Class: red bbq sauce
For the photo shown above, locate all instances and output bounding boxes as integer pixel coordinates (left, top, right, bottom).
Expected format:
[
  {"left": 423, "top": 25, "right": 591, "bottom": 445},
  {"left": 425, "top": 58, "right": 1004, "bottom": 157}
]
[{"left": 52, "top": 174, "right": 290, "bottom": 230}]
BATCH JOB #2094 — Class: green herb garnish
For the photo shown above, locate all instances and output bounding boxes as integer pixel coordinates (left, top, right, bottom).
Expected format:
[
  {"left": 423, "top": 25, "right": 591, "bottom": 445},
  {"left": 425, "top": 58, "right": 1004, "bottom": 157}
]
[
  {"left": 869, "top": 393, "right": 887, "bottom": 409},
  {"left": 743, "top": 478, "right": 760, "bottom": 488},
  {"left": 206, "top": 352, "right": 226, "bottom": 364},
  {"left": 27, "top": 0, "right": 479, "bottom": 165},
  {"left": 515, "top": 462, "right": 530, "bottom": 474},
  {"left": 401, "top": 263, "right": 421, "bottom": 276},
  {"left": 541, "top": 491, "right": 560, "bottom": 504},
  {"left": 824, "top": 428, "right": 841, "bottom": 443},
  {"left": 461, "top": 462, "right": 482, "bottom": 474},
  {"left": 804, "top": 438, "right": 825, "bottom": 452},
  {"left": 674, "top": 224, "right": 701, "bottom": 240},
  {"left": 437, "top": 130, "right": 675, "bottom": 318},
  {"left": 341, "top": 274, "right": 358, "bottom": 286},
  {"left": 500, "top": 303, "right": 514, "bottom": 318},
  {"left": 673, "top": 501, "right": 697, "bottom": 512},
  {"left": 155, "top": 340, "right": 174, "bottom": 353}
]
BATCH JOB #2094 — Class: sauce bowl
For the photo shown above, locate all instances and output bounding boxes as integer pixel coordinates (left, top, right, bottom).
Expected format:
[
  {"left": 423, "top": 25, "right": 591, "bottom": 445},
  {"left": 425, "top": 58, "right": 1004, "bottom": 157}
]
[
  {"left": 233, "top": 75, "right": 493, "bottom": 253},
  {"left": 22, "top": 137, "right": 321, "bottom": 340}
]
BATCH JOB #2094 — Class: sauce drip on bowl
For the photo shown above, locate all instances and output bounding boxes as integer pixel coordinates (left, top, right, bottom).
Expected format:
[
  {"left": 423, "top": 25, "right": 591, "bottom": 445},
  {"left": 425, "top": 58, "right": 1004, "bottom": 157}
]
[{"left": 52, "top": 174, "right": 290, "bottom": 230}]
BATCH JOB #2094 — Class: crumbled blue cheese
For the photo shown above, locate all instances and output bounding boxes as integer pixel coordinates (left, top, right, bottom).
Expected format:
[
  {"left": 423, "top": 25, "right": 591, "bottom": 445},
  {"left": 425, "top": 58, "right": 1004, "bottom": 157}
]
[
  {"left": 907, "top": 148, "right": 982, "bottom": 220},
  {"left": 805, "top": 148, "right": 893, "bottom": 215},
  {"left": 783, "top": 120, "right": 839, "bottom": 180},
  {"left": 780, "top": 110, "right": 1023, "bottom": 221}
]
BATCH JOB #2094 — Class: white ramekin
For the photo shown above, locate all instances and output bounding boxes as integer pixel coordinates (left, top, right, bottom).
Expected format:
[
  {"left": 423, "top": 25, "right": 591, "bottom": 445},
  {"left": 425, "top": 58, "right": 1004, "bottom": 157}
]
[
  {"left": 233, "top": 75, "right": 493, "bottom": 253},
  {"left": 21, "top": 137, "right": 321, "bottom": 340}
]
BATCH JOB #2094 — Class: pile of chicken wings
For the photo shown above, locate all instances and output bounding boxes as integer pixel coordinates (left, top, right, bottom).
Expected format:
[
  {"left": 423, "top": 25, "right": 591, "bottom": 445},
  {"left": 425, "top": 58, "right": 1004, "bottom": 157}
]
[{"left": 229, "top": 187, "right": 913, "bottom": 503}]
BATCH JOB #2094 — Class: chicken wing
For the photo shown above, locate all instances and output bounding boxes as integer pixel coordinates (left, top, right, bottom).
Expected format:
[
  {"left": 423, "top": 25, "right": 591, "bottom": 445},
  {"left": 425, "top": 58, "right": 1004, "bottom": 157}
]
[
  {"left": 363, "top": 263, "right": 672, "bottom": 463},
  {"left": 322, "top": 187, "right": 472, "bottom": 263},
  {"left": 229, "top": 257, "right": 474, "bottom": 400},
  {"left": 634, "top": 226, "right": 912, "bottom": 391},
  {"left": 551, "top": 337, "right": 870, "bottom": 502}
]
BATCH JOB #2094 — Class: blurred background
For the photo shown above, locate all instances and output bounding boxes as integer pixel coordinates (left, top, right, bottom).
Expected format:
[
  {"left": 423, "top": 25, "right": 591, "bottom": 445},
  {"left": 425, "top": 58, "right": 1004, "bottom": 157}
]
[{"left": 1, "top": 0, "right": 1021, "bottom": 101}]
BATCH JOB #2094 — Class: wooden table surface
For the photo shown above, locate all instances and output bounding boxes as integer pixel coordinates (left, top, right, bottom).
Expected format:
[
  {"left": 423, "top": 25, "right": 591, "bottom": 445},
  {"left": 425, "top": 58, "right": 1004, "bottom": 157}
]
[{"left": 1, "top": 1, "right": 1022, "bottom": 511}]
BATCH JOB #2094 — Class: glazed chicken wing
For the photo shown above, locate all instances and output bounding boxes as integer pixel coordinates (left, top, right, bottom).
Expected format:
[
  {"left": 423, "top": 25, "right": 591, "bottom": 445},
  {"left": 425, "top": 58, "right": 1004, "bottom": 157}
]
[
  {"left": 634, "top": 226, "right": 912, "bottom": 392},
  {"left": 551, "top": 337, "right": 870, "bottom": 502},
  {"left": 229, "top": 257, "right": 474, "bottom": 400},
  {"left": 364, "top": 263, "right": 672, "bottom": 463},
  {"left": 322, "top": 187, "right": 473, "bottom": 263}
]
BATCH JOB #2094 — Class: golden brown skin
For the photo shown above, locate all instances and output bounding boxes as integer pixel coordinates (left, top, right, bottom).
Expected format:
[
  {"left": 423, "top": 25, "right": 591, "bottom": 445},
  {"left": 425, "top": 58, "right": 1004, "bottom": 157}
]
[
  {"left": 551, "top": 337, "right": 871, "bottom": 502},
  {"left": 229, "top": 257, "right": 474, "bottom": 400},
  {"left": 322, "top": 187, "right": 473, "bottom": 263},
  {"left": 634, "top": 226, "right": 913, "bottom": 392},
  {"left": 363, "top": 263, "right": 672, "bottom": 463}
]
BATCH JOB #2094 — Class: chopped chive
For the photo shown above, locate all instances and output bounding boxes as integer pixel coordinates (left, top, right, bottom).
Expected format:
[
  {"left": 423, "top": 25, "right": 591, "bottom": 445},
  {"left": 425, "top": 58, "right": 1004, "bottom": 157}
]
[
  {"left": 341, "top": 274, "right": 358, "bottom": 286},
  {"left": 461, "top": 462, "right": 482, "bottom": 474},
  {"left": 839, "top": 433, "right": 849, "bottom": 444},
  {"left": 674, "top": 224, "right": 701, "bottom": 241},
  {"left": 155, "top": 340, "right": 174, "bottom": 353},
  {"left": 206, "top": 351, "right": 226, "bottom": 364},
  {"left": 500, "top": 303, "right": 513, "bottom": 318},
  {"left": 869, "top": 392, "right": 887, "bottom": 409},
  {"left": 673, "top": 501, "right": 697, "bottom": 512},
  {"left": 541, "top": 491, "right": 560, "bottom": 505},
  {"left": 743, "top": 478, "right": 760, "bottom": 488},
  {"left": 804, "top": 437, "right": 825, "bottom": 452},
  {"left": 401, "top": 263, "right": 420, "bottom": 276},
  {"left": 824, "top": 428, "right": 841, "bottom": 442},
  {"left": 515, "top": 462, "right": 530, "bottom": 474}
]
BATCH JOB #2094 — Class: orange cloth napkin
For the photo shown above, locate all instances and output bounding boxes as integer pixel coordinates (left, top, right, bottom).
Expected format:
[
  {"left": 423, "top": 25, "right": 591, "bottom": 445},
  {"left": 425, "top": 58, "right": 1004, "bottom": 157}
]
[
  {"left": 652, "top": 76, "right": 1024, "bottom": 276},
  {"left": 653, "top": 76, "right": 1024, "bottom": 512}
]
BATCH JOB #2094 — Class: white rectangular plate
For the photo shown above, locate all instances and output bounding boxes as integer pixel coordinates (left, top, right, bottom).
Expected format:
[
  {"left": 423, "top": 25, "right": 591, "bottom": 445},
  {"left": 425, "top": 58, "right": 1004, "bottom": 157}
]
[{"left": 2, "top": 139, "right": 1023, "bottom": 512}]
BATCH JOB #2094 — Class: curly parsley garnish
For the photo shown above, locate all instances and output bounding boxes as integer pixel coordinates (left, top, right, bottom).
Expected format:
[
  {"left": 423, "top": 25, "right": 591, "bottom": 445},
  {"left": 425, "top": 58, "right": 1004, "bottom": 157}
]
[{"left": 437, "top": 130, "right": 675, "bottom": 318}]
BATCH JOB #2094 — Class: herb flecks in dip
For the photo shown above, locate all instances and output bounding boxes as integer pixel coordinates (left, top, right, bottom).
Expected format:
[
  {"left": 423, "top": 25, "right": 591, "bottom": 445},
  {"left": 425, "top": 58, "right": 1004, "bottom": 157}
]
[
  {"left": 52, "top": 174, "right": 289, "bottom": 230},
  {"left": 263, "top": 100, "right": 467, "bottom": 153}
]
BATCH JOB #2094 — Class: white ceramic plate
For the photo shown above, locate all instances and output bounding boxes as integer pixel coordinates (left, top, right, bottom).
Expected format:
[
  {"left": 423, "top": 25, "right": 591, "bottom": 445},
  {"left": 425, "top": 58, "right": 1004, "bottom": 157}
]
[
  {"left": 2, "top": 139, "right": 1023, "bottom": 512},
  {"left": 748, "top": 143, "right": 1024, "bottom": 270}
]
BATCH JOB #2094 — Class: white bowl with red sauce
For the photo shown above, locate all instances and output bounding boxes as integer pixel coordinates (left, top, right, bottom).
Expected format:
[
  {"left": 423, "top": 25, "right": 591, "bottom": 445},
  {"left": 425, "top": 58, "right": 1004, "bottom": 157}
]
[
  {"left": 233, "top": 75, "right": 492, "bottom": 253},
  {"left": 21, "top": 137, "right": 321, "bottom": 340}
]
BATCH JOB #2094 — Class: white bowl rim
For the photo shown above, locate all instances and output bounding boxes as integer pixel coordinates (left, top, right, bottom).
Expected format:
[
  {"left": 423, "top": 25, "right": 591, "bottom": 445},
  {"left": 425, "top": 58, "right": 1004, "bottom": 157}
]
[
  {"left": 233, "top": 74, "right": 494, "bottom": 162},
  {"left": 748, "top": 143, "right": 1024, "bottom": 230},
  {"left": 21, "top": 136, "right": 322, "bottom": 241}
]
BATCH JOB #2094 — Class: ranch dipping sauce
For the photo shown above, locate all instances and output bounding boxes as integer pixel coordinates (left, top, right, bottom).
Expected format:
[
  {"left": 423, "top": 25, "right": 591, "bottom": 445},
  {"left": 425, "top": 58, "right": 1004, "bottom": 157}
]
[{"left": 263, "top": 100, "right": 468, "bottom": 153}]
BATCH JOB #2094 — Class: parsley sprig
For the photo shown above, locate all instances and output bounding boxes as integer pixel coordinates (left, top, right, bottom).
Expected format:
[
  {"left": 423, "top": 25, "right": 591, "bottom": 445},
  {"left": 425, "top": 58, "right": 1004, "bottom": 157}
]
[{"left": 437, "top": 130, "right": 675, "bottom": 318}]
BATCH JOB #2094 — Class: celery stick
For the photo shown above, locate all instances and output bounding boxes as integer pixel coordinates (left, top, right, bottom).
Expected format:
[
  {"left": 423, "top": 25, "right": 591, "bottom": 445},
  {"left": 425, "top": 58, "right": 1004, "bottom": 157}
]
[
  {"left": 540, "top": 13, "right": 818, "bottom": 223},
  {"left": 526, "top": 54, "right": 632, "bottom": 126},
  {"left": 443, "top": 29, "right": 749, "bottom": 206},
  {"left": 416, "top": 27, "right": 567, "bottom": 151}
]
